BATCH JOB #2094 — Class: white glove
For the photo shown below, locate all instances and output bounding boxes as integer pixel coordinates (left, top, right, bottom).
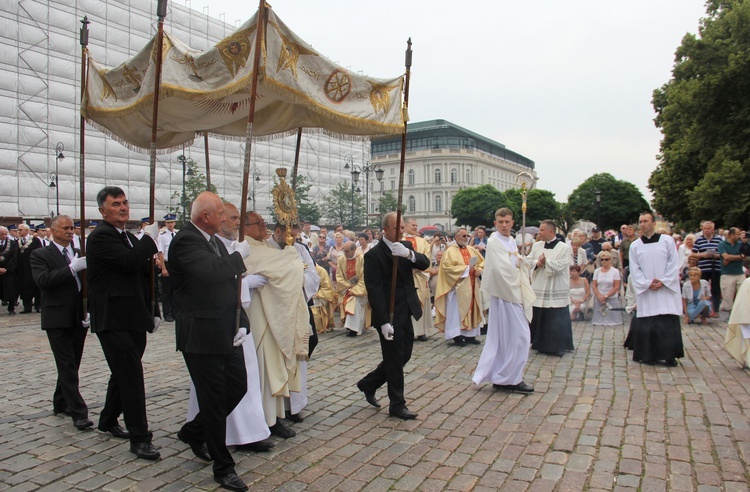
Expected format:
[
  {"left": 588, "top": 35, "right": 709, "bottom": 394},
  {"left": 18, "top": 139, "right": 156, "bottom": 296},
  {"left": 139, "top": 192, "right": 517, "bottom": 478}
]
[
  {"left": 244, "top": 273, "right": 268, "bottom": 290},
  {"left": 390, "top": 242, "right": 410, "bottom": 258},
  {"left": 69, "top": 256, "right": 87, "bottom": 273},
  {"left": 152, "top": 317, "right": 161, "bottom": 333},
  {"left": 143, "top": 222, "right": 160, "bottom": 239},
  {"left": 233, "top": 327, "right": 247, "bottom": 347},
  {"left": 380, "top": 323, "right": 394, "bottom": 341},
  {"left": 469, "top": 256, "right": 478, "bottom": 267},
  {"left": 81, "top": 313, "right": 90, "bottom": 329},
  {"left": 232, "top": 240, "right": 251, "bottom": 259}
]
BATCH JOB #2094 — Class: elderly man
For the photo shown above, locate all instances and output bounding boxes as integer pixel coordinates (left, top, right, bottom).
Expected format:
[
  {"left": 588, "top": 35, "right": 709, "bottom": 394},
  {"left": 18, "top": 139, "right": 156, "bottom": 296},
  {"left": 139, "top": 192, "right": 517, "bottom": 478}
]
[
  {"left": 404, "top": 218, "right": 435, "bottom": 341},
  {"left": 30, "top": 215, "right": 90, "bottom": 429},
  {"left": 86, "top": 186, "right": 161, "bottom": 461},
  {"left": 473, "top": 208, "right": 535, "bottom": 393},
  {"left": 434, "top": 227, "right": 485, "bottom": 346},
  {"left": 526, "top": 220, "right": 574, "bottom": 356},
  {"left": 16, "top": 223, "right": 42, "bottom": 313},
  {"left": 311, "top": 263, "right": 336, "bottom": 334},
  {"left": 629, "top": 212, "right": 684, "bottom": 366},
  {"left": 336, "top": 241, "right": 369, "bottom": 336},
  {"left": 170, "top": 192, "right": 252, "bottom": 491},
  {"left": 0, "top": 226, "right": 18, "bottom": 315},
  {"left": 595, "top": 241, "right": 621, "bottom": 270},
  {"left": 357, "top": 212, "right": 430, "bottom": 420},
  {"left": 693, "top": 220, "right": 723, "bottom": 315}
]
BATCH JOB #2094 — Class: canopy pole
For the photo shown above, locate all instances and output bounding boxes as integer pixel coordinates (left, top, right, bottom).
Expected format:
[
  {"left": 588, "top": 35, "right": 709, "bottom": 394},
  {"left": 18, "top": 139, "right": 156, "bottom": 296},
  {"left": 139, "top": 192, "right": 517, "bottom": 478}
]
[
  {"left": 79, "top": 16, "right": 90, "bottom": 319},
  {"left": 147, "top": 0, "right": 169, "bottom": 318},
  {"left": 236, "top": 0, "right": 267, "bottom": 333},
  {"left": 203, "top": 131, "right": 211, "bottom": 190},
  {"left": 291, "top": 127, "right": 302, "bottom": 192},
  {"left": 389, "top": 38, "right": 412, "bottom": 325}
]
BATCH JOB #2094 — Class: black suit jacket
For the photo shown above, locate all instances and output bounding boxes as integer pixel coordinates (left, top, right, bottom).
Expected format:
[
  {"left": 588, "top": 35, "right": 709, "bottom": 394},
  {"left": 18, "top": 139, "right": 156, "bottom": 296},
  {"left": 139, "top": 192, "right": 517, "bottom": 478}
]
[
  {"left": 364, "top": 239, "right": 430, "bottom": 329},
  {"left": 86, "top": 221, "right": 159, "bottom": 333},
  {"left": 30, "top": 244, "right": 84, "bottom": 330},
  {"left": 169, "top": 222, "right": 249, "bottom": 355}
]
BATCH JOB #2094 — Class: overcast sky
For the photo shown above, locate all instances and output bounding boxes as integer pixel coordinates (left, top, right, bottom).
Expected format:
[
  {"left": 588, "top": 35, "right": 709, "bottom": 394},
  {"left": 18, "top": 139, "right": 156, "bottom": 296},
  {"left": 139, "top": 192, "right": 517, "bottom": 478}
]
[{"left": 182, "top": 0, "right": 707, "bottom": 205}]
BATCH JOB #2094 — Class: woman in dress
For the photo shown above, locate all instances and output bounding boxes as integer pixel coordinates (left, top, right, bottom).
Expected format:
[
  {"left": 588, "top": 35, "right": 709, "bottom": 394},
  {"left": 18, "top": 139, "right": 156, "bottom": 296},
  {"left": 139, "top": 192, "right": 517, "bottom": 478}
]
[
  {"left": 592, "top": 251, "right": 622, "bottom": 326},
  {"left": 569, "top": 265, "right": 590, "bottom": 321},
  {"left": 677, "top": 234, "right": 695, "bottom": 281},
  {"left": 682, "top": 266, "right": 712, "bottom": 324}
]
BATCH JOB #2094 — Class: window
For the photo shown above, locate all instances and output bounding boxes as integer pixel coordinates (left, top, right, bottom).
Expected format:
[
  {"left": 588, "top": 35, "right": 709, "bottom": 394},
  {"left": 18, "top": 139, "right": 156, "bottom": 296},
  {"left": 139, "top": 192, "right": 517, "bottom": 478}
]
[
  {"left": 435, "top": 195, "right": 442, "bottom": 212},
  {"left": 390, "top": 180, "right": 395, "bottom": 190},
  {"left": 408, "top": 169, "right": 415, "bottom": 186},
  {"left": 390, "top": 167, "right": 395, "bottom": 175},
  {"left": 450, "top": 168, "right": 457, "bottom": 183},
  {"left": 481, "top": 170, "right": 485, "bottom": 183},
  {"left": 465, "top": 169, "right": 471, "bottom": 184},
  {"left": 435, "top": 168, "right": 442, "bottom": 184},
  {"left": 408, "top": 195, "right": 416, "bottom": 212}
]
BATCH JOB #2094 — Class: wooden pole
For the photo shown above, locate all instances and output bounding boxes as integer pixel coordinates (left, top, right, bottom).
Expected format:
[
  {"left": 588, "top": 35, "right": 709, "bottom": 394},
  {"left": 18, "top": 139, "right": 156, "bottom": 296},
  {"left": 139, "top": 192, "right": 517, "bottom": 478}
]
[
  {"left": 147, "top": 0, "right": 169, "bottom": 318},
  {"left": 291, "top": 127, "right": 302, "bottom": 191},
  {"left": 203, "top": 131, "right": 211, "bottom": 190},
  {"left": 236, "top": 0, "right": 267, "bottom": 333},
  {"left": 389, "top": 38, "right": 412, "bottom": 325},
  {"left": 79, "top": 16, "right": 90, "bottom": 319}
]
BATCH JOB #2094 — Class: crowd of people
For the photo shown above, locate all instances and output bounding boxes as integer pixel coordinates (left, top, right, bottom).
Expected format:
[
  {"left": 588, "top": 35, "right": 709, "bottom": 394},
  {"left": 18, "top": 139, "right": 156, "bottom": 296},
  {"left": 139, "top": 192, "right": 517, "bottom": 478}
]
[{"left": 5, "top": 196, "right": 750, "bottom": 491}]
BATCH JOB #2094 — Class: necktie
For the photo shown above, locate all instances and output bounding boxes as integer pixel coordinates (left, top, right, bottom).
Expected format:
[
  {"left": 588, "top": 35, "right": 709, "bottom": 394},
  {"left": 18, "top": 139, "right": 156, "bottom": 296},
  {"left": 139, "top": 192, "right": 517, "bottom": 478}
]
[
  {"left": 209, "top": 237, "right": 221, "bottom": 257},
  {"left": 121, "top": 231, "right": 132, "bottom": 248},
  {"left": 171, "top": 232, "right": 175, "bottom": 238},
  {"left": 62, "top": 247, "right": 71, "bottom": 264}
]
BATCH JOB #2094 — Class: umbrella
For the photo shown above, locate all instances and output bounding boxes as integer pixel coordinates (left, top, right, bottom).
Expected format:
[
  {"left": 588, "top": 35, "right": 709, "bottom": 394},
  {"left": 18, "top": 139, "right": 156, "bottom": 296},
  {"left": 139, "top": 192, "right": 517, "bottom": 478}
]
[{"left": 419, "top": 225, "right": 440, "bottom": 235}]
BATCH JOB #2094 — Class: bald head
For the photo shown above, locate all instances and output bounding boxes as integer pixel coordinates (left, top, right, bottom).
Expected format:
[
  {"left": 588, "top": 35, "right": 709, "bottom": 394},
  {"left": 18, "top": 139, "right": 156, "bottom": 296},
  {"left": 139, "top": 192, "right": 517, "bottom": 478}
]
[
  {"left": 344, "top": 240, "right": 357, "bottom": 258},
  {"left": 190, "top": 192, "right": 225, "bottom": 235}
]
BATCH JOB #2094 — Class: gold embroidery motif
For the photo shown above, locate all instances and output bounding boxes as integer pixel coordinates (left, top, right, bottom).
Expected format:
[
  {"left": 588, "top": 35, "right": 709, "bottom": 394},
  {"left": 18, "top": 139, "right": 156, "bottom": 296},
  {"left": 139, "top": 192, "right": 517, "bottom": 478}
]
[
  {"left": 170, "top": 53, "right": 217, "bottom": 82},
  {"left": 273, "top": 28, "right": 316, "bottom": 79},
  {"left": 97, "top": 68, "right": 117, "bottom": 101},
  {"left": 216, "top": 25, "right": 257, "bottom": 77},
  {"left": 325, "top": 69, "right": 351, "bottom": 103},
  {"left": 367, "top": 79, "right": 400, "bottom": 114}
]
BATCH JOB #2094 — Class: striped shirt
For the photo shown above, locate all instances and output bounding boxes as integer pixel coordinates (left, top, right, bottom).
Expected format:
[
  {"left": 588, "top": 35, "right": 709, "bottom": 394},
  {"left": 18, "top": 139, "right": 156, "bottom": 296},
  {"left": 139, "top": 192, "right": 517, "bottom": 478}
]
[{"left": 692, "top": 235, "right": 722, "bottom": 272}]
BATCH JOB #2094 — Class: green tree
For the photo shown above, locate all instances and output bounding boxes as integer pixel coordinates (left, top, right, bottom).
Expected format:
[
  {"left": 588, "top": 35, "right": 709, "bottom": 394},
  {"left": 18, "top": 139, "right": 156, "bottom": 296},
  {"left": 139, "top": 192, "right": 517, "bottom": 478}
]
[
  {"left": 169, "top": 160, "right": 216, "bottom": 226},
  {"left": 370, "top": 191, "right": 404, "bottom": 228},
  {"left": 269, "top": 175, "right": 321, "bottom": 225},
  {"left": 451, "top": 184, "right": 507, "bottom": 228},
  {"left": 567, "top": 173, "right": 650, "bottom": 231},
  {"left": 321, "top": 181, "right": 365, "bottom": 229},
  {"left": 650, "top": 0, "right": 750, "bottom": 229}
]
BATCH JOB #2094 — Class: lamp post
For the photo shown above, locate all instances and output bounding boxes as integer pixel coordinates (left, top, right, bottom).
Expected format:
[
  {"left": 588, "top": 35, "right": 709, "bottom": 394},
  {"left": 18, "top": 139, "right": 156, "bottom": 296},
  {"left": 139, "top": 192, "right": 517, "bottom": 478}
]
[
  {"left": 345, "top": 155, "right": 384, "bottom": 228},
  {"left": 250, "top": 168, "right": 261, "bottom": 207},
  {"left": 177, "top": 154, "right": 195, "bottom": 227},
  {"left": 595, "top": 189, "right": 602, "bottom": 229},
  {"left": 49, "top": 142, "right": 64, "bottom": 215}
]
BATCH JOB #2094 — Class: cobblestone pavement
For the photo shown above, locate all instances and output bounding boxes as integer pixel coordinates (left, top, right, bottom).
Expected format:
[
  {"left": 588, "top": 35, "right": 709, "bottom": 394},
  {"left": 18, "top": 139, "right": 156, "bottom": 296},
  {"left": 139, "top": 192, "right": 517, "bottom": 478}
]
[{"left": 1, "top": 310, "right": 749, "bottom": 491}]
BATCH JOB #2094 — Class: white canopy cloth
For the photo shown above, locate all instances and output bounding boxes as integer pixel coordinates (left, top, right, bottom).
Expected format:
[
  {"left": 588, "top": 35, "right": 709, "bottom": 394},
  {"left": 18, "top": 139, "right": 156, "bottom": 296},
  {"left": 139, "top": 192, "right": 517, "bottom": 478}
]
[{"left": 82, "top": 5, "right": 405, "bottom": 152}]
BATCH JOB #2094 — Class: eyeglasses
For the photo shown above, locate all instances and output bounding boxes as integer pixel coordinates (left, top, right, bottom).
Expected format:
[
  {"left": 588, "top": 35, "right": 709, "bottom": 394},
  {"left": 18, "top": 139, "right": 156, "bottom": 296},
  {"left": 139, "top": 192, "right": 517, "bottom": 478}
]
[
  {"left": 246, "top": 220, "right": 265, "bottom": 227},
  {"left": 457, "top": 234, "right": 469, "bottom": 238}
]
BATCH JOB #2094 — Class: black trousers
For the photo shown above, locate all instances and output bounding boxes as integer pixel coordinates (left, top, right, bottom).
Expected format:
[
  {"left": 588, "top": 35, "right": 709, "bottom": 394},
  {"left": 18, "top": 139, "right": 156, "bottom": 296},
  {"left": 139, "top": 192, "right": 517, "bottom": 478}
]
[
  {"left": 702, "top": 269, "right": 722, "bottom": 313},
  {"left": 357, "top": 313, "right": 414, "bottom": 412},
  {"left": 161, "top": 263, "right": 175, "bottom": 318},
  {"left": 46, "top": 327, "right": 88, "bottom": 419},
  {"left": 181, "top": 347, "right": 247, "bottom": 477},
  {"left": 96, "top": 330, "right": 152, "bottom": 443}
]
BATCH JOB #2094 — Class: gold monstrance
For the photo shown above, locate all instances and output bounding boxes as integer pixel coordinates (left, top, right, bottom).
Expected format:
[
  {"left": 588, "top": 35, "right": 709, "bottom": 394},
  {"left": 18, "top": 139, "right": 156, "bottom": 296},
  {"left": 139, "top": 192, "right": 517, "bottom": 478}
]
[{"left": 271, "top": 167, "right": 299, "bottom": 246}]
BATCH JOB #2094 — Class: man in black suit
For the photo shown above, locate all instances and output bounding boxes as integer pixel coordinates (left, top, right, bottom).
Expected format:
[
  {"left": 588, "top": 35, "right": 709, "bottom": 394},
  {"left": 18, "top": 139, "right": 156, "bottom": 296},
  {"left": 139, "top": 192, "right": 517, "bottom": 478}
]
[
  {"left": 0, "top": 226, "right": 18, "bottom": 315},
  {"left": 30, "top": 215, "right": 92, "bottom": 430},
  {"left": 170, "top": 191, "right": 250, "bottom": 492},
  {"left": 16, "top": 223, "right": 42, "bottom": 313},
  {"left": 86, "top": 186, "right": 161, "bottom": 461},
  {"left": 357, "top": 212, "right": 430, "bottom": 420}
]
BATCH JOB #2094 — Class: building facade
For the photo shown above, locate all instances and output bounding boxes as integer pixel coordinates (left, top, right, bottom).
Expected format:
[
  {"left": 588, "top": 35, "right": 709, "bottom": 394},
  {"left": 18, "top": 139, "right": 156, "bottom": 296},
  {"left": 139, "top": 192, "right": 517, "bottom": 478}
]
[{"left": 371, "top": 120, "right": 537, "bottom": 230}]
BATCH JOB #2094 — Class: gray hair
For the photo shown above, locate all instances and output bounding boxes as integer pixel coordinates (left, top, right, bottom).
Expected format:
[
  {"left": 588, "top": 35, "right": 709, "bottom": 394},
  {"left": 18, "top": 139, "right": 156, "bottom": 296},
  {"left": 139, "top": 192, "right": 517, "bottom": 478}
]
[
  {"left": 50, "top": 215, "right": 72, "bottom": 229},
  {"left": 382, "top": 211, "right": 398, "bottom": 229}
]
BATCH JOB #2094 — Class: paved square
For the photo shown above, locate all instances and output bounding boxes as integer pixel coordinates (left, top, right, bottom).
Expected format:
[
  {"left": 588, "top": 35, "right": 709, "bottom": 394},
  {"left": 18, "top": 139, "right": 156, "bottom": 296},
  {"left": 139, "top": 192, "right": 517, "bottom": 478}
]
[{"left": 1, "top": 312, "right": 748, "bottom": 491}]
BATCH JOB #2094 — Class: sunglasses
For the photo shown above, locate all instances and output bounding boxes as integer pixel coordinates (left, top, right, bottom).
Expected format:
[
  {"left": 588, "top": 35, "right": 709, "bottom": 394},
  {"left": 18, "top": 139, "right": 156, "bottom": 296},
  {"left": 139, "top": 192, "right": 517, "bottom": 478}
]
[{"left": 601, "top": 258, "right": 611, "bottom": 261}]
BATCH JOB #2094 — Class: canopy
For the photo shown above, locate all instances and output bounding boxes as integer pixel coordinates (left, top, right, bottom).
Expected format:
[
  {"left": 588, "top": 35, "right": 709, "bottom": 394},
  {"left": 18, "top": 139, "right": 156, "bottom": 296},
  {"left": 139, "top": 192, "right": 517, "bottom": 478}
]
[{"left": 82, "top": 5, "right": 405, "bottom": 153}]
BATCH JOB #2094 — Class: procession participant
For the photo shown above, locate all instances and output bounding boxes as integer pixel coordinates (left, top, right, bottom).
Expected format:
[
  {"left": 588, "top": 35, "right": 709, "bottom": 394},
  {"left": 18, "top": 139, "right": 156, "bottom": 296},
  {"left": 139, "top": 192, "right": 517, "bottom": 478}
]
[
  {"left": 434, "top": 227, "right": 484, "bottom": 346},
  {"left": 30, "top": 215, "right": 91, "bottom": 430},
  {"left": 311, "top": 263, "right": 336, "bottom": 334},
  {"left": 404, "top": 218, "right": 435, "bottom": 341},
  {"left": 243, "top": 212, "right": 310, "bottom": 438},
  {"left": 628, "top": 212, "right": 684, "bottom": 366},
  {"left": 8, "top": 224, "right": 19, "bottom": 241},
  {"left": 0, "top": 226, "right": 18, "bottom": 315},
  {"left": 336, "top": 241, "right": 370, "bottom": 336},
  {"left": 525, "top": 220, "right": 575, "bottom": 355},
  {"left": 86, "top": 186, "right": 161, "bottom": 460},
  {"left": 134, "top": 217, "right": 149, "bottom": 240},
  {"left": 156, "top": 214, "right": 178, "bottom": 322},
  {"left": 36, "top": 224, "right": 50, "bottom": 246},
  {"left": 473, "top": 208, "right": 535, "bottom": 393},
  {"left": 16, "top": 223, "right": 42, "bottom": 313},
  {"left": 725, "top": 277, "right": 750, "bottom": 368},
  {"left": 356, "top": 212, "right": 430, "bottom": 419},
  {"left": 184, "top": 201, "right": 273, "bottom": 455}
]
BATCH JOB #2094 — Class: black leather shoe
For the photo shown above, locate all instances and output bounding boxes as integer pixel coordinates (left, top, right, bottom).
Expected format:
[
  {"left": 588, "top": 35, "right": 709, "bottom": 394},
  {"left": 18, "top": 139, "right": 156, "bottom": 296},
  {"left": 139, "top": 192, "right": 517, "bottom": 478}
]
[
  {"left": 53, "top": 407, "right": 71, "bottom": 417},
  {"left": 270, "top": 420, "right": 296, "bottom": 439},
  {"left": 74, "top": 418, "right": 93, "bottom": 430},
  {"left": 356, "top": 382, "right": 381, "bottom": 408},
  {"left": 236, "top": 440, "right": 275, "bottom": 452},
  {"left": 665, "top": 359, "right": 678, "bottom": 366},
  {"left": 177, "top": 429, "right": 212, "bottom": 461},
  {"left": 346, "top": 329, "right": 357, "bottom": 337},
  {"left": 130, "top": 442, "right": 160, "bottom": 460},
  {"left": 98, "top": 424, "right": 131, "bottom": 439},
  {"left": 163, "top": 317, "right": 174, "bottom": 322},
  {"left": 453, "top": 336, "right": 466, "bottom": 347},
  {"left": 464, "top": 336, "right": 481, "bottom": 345},
  {"left": 285, "top": 411, "right": 303, "bottom": 423},
  {"left": 416, "top": 335, "right": 428, "bottom": 342},
  {"left": 214, "top": 472, "right": 248, "bottom": 491},
  {"left": 21, "top": 308, "right": 32, "bottom": 314},
  {"left": 511, "top": 381, "right": 534, "bottom": 393},
  {"left": 389, "top": 408, "right": 418, "bottom": 420}
]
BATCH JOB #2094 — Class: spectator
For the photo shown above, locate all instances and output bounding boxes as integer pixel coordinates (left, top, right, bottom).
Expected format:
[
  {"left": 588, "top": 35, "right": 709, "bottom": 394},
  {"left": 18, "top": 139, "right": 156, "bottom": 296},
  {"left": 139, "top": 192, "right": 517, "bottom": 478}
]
[
  {"left": 719, "top": 227, "right": 745, "bottom": 312},
  {"left": 595, "top": 242, "right": 620, "bottom": 270},
  {"left": 570, "top": 238, "right": 590, "bottom": 278},
  {"left": 682, "top": 267, "right": 712, "bottom": 324},
  {"left": 591, "top": 251, "right": 622, "bottom": 326},
  {"left": 472, "top": 226, "right": 488, "bottom": 257},
  {"left": 328, "top": 232, "right": 346, "bottom": 288},
  {"left": 311, "top": 233, "right": 330, "bottom": 274},
  {"left": 589, "top": 227, "right": 606, "bottom": 255},
  {"left": 678, "top": 234, "right": 695, "bottom": 277},
  {"left": 692, "top": 220, "right": 723, "bottom": 316},
  {"left": 569, "top": 265, "right": 590, "bottom": 321}
]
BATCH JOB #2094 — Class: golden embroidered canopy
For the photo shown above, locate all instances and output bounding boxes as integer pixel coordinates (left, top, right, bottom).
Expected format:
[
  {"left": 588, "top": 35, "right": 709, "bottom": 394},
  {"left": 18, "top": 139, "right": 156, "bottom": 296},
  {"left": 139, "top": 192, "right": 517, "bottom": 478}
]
[{"left": 82, "top": 5, "right": 405, "bottom": 152}]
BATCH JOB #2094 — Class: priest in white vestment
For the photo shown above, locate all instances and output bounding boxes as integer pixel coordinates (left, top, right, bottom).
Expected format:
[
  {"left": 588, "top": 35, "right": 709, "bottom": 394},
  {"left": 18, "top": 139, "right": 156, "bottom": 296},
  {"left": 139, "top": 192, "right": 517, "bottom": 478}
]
[
  {"left": 725, "top": 277, "right": 750, "bottom": 368},
  {"left": 472, "top": 208, "right": 535, "bottom": 393},
  {"left": 628, "top": 212, "right": 684, "bottom": 366},
  {"left": 525, "top": 220, "right": 574, "bottom": 356},
  {"left": 336, "top": 241, "right": 370, "bottom": 336},
  {"left": 404, "top": 219, "right": 435, "bottom": 341}
]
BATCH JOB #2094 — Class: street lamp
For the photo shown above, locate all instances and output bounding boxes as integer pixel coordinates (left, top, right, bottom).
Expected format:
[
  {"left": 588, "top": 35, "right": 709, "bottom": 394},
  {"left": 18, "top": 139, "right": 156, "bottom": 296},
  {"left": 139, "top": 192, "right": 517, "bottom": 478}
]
[
  {"left": 345, "top": 154, "right": 384, "bottom": 228},
  {"left": 350, "top": 170, "right": 361, "bottom": 229},
  {"left": 249, "top": 168, "right": 261, "bottom": 207},
  {"left": 177, "top": 154, "right": 195, "bottom": 227},
  {"left": 595, "top": 189, "right": 602, "bottom": 228},
  {"left": 49, "top": 142, "right": 64, "bottom": 215}
]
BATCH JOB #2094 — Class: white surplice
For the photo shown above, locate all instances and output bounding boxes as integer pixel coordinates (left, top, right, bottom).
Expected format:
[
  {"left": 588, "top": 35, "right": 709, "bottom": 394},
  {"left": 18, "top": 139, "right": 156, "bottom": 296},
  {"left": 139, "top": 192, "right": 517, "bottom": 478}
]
[{"left": 629, "top": 234, "right": 682, "bottom": 318}]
